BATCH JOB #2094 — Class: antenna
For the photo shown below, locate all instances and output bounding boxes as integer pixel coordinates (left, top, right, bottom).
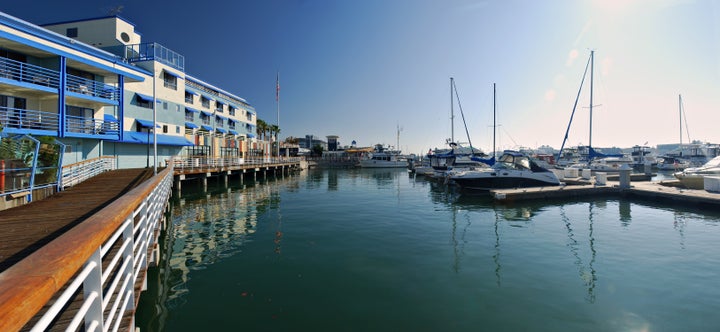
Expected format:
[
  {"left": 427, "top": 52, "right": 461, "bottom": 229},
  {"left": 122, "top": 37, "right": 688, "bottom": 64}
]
[{"left": 107, "top": 5, "right": 124, "bottom": 15}]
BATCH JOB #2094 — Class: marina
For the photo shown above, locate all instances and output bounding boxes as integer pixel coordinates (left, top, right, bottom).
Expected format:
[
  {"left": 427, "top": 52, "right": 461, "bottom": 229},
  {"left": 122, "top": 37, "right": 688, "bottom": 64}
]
[
  {"left": 134, "top": 168, "right": 720, "bottom": 331},
  {"left": 1, "top": 3, "right": 719, "bottom": 331}
]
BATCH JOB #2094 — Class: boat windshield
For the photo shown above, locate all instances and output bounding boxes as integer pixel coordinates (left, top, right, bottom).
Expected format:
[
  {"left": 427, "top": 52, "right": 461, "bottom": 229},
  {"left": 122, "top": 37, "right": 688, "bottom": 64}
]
[{"left": 496, "top": 154, "right": 531, "bottom": 170}]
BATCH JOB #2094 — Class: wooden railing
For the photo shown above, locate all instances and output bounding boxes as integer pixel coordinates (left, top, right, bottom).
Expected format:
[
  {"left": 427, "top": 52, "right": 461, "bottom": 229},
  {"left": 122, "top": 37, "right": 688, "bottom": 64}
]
[
  {"left": 61, "top": 156, "right": 117, "bottom": 189},
  {"left": 0, "top": 163, "right": 174, "bottom": 331}
]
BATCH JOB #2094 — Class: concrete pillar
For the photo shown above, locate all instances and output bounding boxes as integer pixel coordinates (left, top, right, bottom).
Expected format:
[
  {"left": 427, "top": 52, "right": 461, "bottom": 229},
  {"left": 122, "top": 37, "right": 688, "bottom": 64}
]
[
  {"left": 203, "top": 173, "right": 210, "bottom": 192},
  {"left": 618, "top": 164, "right": 632, "bottom": 189},
  {"left": 222, "top": 172, "right": 228, "bottom": 186}
]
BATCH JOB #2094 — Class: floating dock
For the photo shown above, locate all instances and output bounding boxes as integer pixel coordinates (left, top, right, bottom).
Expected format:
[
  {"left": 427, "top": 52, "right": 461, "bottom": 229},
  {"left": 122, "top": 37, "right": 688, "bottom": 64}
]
[{"left": 490, "top": 178, "right": 720, "bottom": 207}]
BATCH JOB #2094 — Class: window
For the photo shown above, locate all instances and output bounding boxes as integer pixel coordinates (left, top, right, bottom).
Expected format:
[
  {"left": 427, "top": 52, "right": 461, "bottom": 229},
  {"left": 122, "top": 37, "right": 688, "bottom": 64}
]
[
  {"left": 163, "top": 125, "right": 168, "bottom": 133},
  {"left": 216, "top": 116, "right": 223, "bottom": 127},
  {"left": 163, "top": 72, "right": 177, "bottom": 90},
  {"left": 176, "top": 126, "right": 180, "bottom": 134},
  {"left": 185, "top": 91, "right": 194, "bottom": 104},
  {"left": 66, "top": 28, "right": 78, "bottom": 38},
  {"left": 215, "top": 101, "right": 224, "bottom": 113},
  {"left": 228, "top": 106, "right": 236, "bottom": 116},
  {"left": 163, "top": 102, "right": 168, "bottom": 110},
  {"left": 137, "top": 95, "right": 152, "bottom": 109},
  {"left": 201, "top": 96, "right": 210, "bottom": 108},
  {"left": 185, "top": 110, "right": 195, "bottom": 121}
]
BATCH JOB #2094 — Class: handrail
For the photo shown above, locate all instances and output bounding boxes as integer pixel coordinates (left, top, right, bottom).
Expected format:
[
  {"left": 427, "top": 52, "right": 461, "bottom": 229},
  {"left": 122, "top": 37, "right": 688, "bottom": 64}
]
[
  {"left": 61, "top": 156, "right": 116, "bottom": 189},
  {"left": 0, "top": 163, "right": 174, "bottom": 331},
  {"left": 172, "top": 156, "right": 302, "bottom": 173}
]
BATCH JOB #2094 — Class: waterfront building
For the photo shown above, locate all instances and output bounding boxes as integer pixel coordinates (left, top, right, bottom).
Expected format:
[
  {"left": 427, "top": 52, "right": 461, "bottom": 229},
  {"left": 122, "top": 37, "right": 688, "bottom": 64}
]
[
  {"left": 326, "top": 135, "right": 339, "bottom": 151},
  {"left": 0, "top": 11, "right": 262, "bottom": 200}
]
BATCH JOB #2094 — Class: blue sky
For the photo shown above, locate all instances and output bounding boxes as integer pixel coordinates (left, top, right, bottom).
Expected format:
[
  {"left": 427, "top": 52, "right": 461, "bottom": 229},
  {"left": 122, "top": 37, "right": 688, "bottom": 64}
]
[{"left": 3, "top": 0, "right": 719, "bottom": 154}]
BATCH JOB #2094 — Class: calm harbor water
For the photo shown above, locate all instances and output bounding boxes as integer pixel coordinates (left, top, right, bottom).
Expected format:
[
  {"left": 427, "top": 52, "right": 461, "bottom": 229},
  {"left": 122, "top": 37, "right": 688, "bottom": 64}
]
[{"left": 137, "top": 168, "right": 720, "bottom": 331}]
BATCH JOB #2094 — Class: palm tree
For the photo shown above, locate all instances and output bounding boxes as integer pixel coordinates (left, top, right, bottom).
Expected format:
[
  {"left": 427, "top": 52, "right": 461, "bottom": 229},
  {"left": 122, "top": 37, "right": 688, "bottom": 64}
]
[
  {"left": 255, "top": 119, "right": 267, "bottom": 140},
  {"left": 269, "top": 124, "right": 280, "bottom": 142}
]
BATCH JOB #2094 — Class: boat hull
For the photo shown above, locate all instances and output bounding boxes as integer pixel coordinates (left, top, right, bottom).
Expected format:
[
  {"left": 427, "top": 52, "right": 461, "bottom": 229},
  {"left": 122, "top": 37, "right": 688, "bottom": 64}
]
[
  {"left": 450, "top": 171, "right": 561, "bottom": 191},
  {"left": 358, "top": 160, "right": 407, "bottom": 168}
]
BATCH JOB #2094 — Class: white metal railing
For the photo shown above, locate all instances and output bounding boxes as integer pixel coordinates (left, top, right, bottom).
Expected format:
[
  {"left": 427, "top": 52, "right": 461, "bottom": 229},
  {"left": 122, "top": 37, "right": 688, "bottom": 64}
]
[
  {"left": 61, "top": 156, "right": 117, "bottom": 189},
  {"left": 0, "top": 164, "right": 174, "bottom": 332},
  {"left": 172, "top": 156, "right": 302, "bottom": 172}
]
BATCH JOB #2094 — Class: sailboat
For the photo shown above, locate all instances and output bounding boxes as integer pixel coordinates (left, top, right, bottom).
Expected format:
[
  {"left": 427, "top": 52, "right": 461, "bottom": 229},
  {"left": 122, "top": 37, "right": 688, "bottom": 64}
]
[
  {"left": 448, "top": 84, "right": 561, "bottom": 191},
  {"left": 429, "top": 78, "right": 491, "bottom": 177},
  {"left": 556, "top": 50, "right": 633, "bottom": 173}
]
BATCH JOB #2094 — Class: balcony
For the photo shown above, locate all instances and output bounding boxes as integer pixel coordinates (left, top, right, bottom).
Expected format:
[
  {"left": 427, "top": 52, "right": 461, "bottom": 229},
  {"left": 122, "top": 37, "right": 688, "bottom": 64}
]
[
  {"left": 0, "top": 57, "right": 59, "bottom": 89},
  {"left": 0, "top": 106, "right": 59, "bottom": 133},
  {"left": 124, "top": 43, "right": 185, "bottom": 72},
  {"left": 65, "top": 115, "right": 119, "bottom": 136},
  {"left": 0, "top": 106, "right": 119, "bottom": 137},
  {"left": 0, "top": 57, "right": 119, "bottom": 102},
  {"left": 66, "top": 74, "right": 120, "bottom": 101}
]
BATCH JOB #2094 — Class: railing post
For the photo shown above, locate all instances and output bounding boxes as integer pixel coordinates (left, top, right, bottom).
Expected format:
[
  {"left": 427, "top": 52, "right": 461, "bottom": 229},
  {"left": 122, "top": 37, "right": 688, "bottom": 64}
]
[
  {"left": 122, "top": 218, "right": 136, "bottom": 307},
  {"left": 83, "top": 249, "right": 105, "bottom": 331}
]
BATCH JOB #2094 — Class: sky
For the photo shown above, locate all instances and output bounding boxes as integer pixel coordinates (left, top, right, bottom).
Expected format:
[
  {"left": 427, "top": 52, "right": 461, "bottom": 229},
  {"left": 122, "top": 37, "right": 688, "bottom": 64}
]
[{"left": 3, "top": 0, "right": 719, "bottom": 154}]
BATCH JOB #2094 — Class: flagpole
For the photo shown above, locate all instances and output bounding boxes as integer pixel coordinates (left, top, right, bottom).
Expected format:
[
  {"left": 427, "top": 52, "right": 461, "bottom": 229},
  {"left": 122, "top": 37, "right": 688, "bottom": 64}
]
[{"left": 276, "top": 71, "right": 280, "bottom": 159}]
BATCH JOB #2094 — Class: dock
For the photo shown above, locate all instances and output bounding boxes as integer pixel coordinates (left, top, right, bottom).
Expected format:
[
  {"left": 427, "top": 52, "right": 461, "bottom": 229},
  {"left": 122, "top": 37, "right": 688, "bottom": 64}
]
[{"left": 490, "top": 178, "right": 720, "bottom": 207}]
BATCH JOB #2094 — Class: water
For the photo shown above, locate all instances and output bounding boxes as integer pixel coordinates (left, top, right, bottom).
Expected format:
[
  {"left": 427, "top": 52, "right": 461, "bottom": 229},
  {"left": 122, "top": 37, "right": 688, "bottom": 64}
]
[{"left": 137, "top": 168, "right": 720, "bottom": 331}]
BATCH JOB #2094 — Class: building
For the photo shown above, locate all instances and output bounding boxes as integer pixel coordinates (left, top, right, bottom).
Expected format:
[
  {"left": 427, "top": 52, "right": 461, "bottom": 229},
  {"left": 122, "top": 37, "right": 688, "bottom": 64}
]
[
  {"left": 326, "top": 135, "right": 339, "bottom": 151},
  {"left": 0, "top": 11, "right": 261, "bottom": 172}
]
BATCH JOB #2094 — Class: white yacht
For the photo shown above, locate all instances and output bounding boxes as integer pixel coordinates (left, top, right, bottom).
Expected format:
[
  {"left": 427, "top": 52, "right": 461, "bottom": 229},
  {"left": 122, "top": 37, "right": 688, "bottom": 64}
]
[
  {"left": 358, "top": 144, "right": 408, "bottom": 168},
  {"left": 448, "top": 151, "right": 561, "bottom": 190},
  {"left": 673, "top": 156, "right": 720, "bottom": 189}
]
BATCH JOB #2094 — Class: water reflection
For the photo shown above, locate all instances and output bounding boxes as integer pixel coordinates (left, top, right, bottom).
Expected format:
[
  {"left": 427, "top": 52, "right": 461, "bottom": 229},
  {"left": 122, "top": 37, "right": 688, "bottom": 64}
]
[
  {"left": 560, "top": 203, "right": 597, "bottom": 303},
  {"left": 139, "top": 175, "right": 300, "bottom": 330}
]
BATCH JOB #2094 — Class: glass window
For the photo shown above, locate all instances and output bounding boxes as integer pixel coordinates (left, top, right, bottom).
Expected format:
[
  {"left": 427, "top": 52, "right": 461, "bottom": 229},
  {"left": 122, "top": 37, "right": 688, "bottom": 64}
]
[{"left": 163, "top": 72, "right": 177, "bottom": 90}]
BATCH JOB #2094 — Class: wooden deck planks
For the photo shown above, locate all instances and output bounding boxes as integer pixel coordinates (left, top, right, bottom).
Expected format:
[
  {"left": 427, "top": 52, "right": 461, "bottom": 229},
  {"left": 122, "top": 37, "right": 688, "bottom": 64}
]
[{"left": 0, "top": 168, "right": 155, "bottom": 272}]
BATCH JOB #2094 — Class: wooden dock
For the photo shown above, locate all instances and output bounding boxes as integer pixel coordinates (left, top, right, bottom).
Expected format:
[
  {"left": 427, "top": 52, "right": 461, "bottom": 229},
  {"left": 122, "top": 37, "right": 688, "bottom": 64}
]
[
  {"left": 489, "top": 178, "right": 720, "bottom": 207},
  {"left": 0, "top": 168, "right": 154, "bottom": 272}
]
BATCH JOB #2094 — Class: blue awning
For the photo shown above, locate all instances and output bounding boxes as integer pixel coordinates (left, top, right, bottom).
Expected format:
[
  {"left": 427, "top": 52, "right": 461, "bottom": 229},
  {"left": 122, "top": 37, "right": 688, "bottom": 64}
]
[
  {"left": 115, "top": 132, "right": 194, "bottom": 146},
  {"left": 200, "top": 110, "right": 213, "bottom": 117},
  {"left": 185, "top": 107, "right": 200, "bottom": 113},
  {"left": 135, "top": 92, "right": 154, "bottom": 102},
  {"left": 247, "top": 133, "right": 255, "bottom": 138},
  {"left": 185, "top": 122, "right": 198, "bottom": 129},
  {"left": 103, "top": 114, "right": 118, "bottom": 122},
  {"left": 229, "top": 130, "right": 238, "bottom": 135},
  {"left": 200, "top": 125, "right": 213, "bottom": 131},
  {"left": 201, "top": 94, "right": 214, "bottom": 101},
  {"left": 215, "top": 128, "right": 227, "bottom": 134},
  {"left": 136, "top": 119, "right": 160, "bottom": 128},
  {"left": 186, "top": 89, "right": 199, "bottom": 96},
  {"left": 163, "top": 69, "right": 183, "bottom": 78},
  {"left": 215, "top": 114, "right": 227, "bottom": 120},
  {"left": 227, "top": 118, "right": 237, "bottom": 123},
  {"left": 216, "top": 100, "right": 224, "bottom": 106}
]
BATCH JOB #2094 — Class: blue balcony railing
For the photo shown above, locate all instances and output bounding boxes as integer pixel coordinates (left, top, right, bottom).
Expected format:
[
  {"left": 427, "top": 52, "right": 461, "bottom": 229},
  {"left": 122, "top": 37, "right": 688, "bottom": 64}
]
[
  {"left": 65, "top": 115, "right": 119, "bottom": 135},
  {"left": 124, "top": 43, "right": 185, "bottom": 71},
  {"left": 66, "top": 74, "right": 120, "bottom": 101},
  {"left": 0, "top": 57, "right": 60, "bottom": 89},
  {"left": 0, "top": 106, "right": 59, "bottom": 132}
]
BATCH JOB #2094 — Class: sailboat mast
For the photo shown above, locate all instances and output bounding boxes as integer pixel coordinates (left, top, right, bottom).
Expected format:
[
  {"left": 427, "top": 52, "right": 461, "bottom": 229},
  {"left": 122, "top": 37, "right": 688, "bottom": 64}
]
[
  {"left": 679, "top": 94, "right": 683, "bottom": 147},
  {"left": 493, "top": 83, "right": 497, "bottom": 159},
  {"left": 589, "top": 50, "right": 594, "bottom": 150},
  {"left": 450, "top": 77, "right": 454, "bottom": 143}
]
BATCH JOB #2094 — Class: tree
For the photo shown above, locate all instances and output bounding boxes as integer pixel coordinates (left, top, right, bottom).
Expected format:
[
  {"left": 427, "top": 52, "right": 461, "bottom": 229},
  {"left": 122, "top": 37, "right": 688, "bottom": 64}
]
[
  {"left": 269, "top": 124, "right": 280, "bottom": 141},
  {"left": 311, "top": 144, "right": 324, "bottom": 156},
  {"left": 255, "top": 119, "right": 267, "bottom": 140}
]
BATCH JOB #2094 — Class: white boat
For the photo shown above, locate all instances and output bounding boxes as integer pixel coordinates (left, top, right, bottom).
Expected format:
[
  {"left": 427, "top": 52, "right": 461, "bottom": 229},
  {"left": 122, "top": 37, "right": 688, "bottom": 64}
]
[
  {"left": 656, "top": 155, "right": 690, "bottom": 171},
  {"left": 358, "top": 144, "right": 408, "bottom": 168},
  {"left": 673, "top": 156, "right": 720, "bottom": 189},
  {"left": 448, "top": 150, "right": 561, "bottom": 190}
]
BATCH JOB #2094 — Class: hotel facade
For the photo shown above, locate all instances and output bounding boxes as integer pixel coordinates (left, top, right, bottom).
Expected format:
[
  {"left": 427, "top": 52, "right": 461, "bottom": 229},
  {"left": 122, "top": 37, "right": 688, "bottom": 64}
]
[{"left": 0, "top": 11, "right": 263, "bottom": 171}]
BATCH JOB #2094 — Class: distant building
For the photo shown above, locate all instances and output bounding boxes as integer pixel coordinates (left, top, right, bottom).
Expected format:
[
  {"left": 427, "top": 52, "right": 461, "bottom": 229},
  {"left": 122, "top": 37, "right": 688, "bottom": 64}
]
[
  {"left": 298, "top": 135, "right": 327, "bottom": 150},
  {"left": 326, "top": 135, "right": 339, "bottom": 151}
]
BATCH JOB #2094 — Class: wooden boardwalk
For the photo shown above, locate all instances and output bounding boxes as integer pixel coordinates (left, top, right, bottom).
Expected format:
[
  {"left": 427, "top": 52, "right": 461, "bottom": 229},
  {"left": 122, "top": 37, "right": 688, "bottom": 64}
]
[{"left": 0, "top": 168, "right": 154, "bottom": 272}]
